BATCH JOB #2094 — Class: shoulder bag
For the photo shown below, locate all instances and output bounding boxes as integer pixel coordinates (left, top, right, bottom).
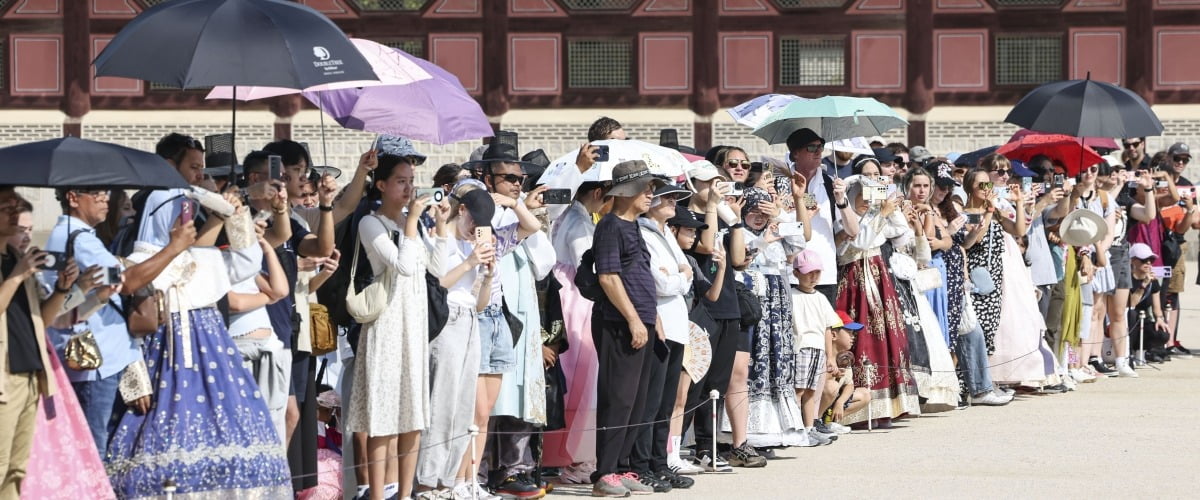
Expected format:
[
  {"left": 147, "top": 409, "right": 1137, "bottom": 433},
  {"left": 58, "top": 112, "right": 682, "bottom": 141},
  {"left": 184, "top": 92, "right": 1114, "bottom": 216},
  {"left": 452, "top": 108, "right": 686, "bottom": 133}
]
[{"left": 345, "top": 215, "right": 395, "bottom": 324}]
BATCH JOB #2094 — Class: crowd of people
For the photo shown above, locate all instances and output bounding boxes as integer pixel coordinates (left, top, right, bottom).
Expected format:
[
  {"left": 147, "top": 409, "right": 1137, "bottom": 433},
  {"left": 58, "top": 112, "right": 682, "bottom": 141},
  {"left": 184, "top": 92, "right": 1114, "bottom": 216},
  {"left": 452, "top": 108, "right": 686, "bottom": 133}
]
[{"left": 0, "top": 116, "right": 1195, "bottom": 500}]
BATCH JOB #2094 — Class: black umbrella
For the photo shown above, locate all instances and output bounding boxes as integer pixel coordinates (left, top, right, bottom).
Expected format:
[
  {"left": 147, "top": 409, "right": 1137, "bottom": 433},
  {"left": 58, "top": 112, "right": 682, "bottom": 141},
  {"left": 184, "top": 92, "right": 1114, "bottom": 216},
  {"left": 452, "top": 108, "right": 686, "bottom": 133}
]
[
  {"left": 0, "top": 137, "right": 189, "bottom": 189},
  {"left": 92, "top": 0, "right": 376, "bottom": 90},
  {"left": 1004, "top": 76, "right": 1164, "bottom": 139},
  {"left": 953, "top": 145, "right": 999, "bottom": 168}
]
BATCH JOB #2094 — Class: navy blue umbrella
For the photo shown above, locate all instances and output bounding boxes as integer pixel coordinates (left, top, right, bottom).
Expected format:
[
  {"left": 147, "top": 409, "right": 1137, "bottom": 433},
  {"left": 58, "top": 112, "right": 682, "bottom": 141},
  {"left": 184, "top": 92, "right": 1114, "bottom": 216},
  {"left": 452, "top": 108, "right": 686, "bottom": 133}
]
[
  {"left": 1004, "top": 76, "right": 1163, "bottom": 139},
  {"left": 92, "top": 0, "right": 376, "bottom": 90},
  {"left": 0, "top": 137, "right": 189, "bottom": 189},
  {"left": 953, "top": 145, "right": 999, "bottom": 168}
]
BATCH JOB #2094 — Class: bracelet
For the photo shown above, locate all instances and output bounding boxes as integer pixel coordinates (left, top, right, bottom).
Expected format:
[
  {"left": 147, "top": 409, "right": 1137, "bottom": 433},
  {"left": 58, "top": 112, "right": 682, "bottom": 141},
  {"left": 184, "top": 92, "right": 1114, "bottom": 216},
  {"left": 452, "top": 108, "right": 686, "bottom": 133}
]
[
  {"left": 835, "top": 199, "right": 849, "bottom": 209},
  {"left": 1143, "top": 188, "right": 1154, "bottom": 192},
  {"left": 55, "top": 284, "right": 71, "bottom": 294},
  {"left": 319, "top": 205, "right": 333, "bottom": 212}
]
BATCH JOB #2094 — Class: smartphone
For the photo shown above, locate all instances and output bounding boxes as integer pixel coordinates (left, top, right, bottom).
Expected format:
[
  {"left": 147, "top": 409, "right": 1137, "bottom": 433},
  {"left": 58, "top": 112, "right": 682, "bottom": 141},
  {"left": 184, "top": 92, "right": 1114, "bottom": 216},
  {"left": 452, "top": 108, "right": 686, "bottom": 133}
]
[
  {"left": 179, "top": 200, "right": 195, "bottom": 224},
  {"left": 415, "top": 187, "right": 445, "bottom": 205},
  {"left": 40, "top": 251, "right": 68, "bottom": 272},
  {"left": 777, "top": 221, "right": 804, "bottom": 237},
  {"left": 993, "top": 186, "right": 1010, "bottom": 199},
  {"left": 1043, "top": 182, "right": 1053, "bottom": 192},
  {"left": 718, "top": 181, "right": 743, "bottom": 197},
  {"left": 886, "top": 184, "right": 899, "bottom": 198},
  {"left": 864, "top": 185, "right": 887, "bottom": 203},
  {"left": 1127, "top": 181, "right": 1141, "bottom": 189},
  {"left": 1155, "top": 266, "right": 1172, "bottom": 279},
  {"left": 1053, "top": 174, "right": 1065, "bottom": 188},
  {"left": 542, "top": 188, "right": 572, "bottom": 204},
  {"left": 966, "top": 213, "right": 983, "bottom": 225},
  {"left": 97, "top": 267, "right": 122, "bottom": 286},
  {"left": 1022, "top": 177, "right": 1032, "bottom": 193},
  {"left": 253, "top": 209, "right": 274, "bottom": 223},
  {"left": 268, "top": 155, "right": 283, "bottom": 181},
  {"left": 801, "top": 193, "right": 817, "bottom": 210},
  {"left": 594, "top": 145, "right": 610, "bottom": 163},
  {"left": 475, "top": 226, "right": 492, "bottom": 247},
  {"left": 1156, "top": 180, "right": 1169, "bottom": 189}
]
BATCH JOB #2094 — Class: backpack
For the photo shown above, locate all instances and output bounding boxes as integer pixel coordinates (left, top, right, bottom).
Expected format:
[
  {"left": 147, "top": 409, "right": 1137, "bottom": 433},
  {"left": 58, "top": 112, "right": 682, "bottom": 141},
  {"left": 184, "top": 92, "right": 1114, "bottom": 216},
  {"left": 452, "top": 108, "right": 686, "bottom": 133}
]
[
  {"left": 421, "top": 222, "right": 450, "bottom": 341},
  {"left": 316, "top": 200, "right": 375, "bottom": 328},
  {"left": 734, "top": 280, "right": 763, "bottom": 329},
  {"left": 574, "top": 249, "right": 604, "bottom": 302}
]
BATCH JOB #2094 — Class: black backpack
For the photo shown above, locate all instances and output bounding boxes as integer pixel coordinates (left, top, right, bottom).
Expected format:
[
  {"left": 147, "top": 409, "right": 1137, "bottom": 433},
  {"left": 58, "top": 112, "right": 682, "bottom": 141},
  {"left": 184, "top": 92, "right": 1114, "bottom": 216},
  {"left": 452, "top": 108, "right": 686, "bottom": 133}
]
[
  {"left": 735, "top": 280, "right": 763, "bottom": 329},
  {"left": 574, "top": 249, "right": 603, "bottom": 302},
  {"left": 316, "top": 202, "right": 375, "bottom": 328}
]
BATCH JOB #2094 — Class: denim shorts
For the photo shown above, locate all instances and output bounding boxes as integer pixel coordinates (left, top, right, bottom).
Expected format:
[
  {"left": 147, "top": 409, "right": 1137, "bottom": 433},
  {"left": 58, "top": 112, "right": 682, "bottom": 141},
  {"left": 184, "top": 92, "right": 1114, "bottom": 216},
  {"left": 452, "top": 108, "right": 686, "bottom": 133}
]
[{"left": 477, "top": 304, "right": 517, "bottom": 374}]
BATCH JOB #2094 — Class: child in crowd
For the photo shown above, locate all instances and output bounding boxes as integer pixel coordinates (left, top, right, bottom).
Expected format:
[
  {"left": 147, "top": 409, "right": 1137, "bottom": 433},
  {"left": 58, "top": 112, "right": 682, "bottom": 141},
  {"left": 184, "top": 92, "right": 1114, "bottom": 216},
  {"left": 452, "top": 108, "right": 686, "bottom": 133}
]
[
  {"left": 822, "top": 312, "right": 871, "bottom": 430},
  {"left": 789, "top": 249, "right": 841, "bottom": 447}
]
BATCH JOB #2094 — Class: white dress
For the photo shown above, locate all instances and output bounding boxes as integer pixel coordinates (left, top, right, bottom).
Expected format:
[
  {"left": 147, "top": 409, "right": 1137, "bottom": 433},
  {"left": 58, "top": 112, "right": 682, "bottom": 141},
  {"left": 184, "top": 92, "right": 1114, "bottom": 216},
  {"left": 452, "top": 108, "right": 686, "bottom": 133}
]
[{"left": 347, "top": 213, "right": 431, "bottom": 436}]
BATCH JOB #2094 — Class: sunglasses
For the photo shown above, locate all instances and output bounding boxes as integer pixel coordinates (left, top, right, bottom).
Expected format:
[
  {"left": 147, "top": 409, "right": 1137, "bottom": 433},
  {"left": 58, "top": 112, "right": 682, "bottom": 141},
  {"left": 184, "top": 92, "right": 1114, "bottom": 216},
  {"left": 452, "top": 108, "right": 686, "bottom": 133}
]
[
  {"left": 492, "top": 173, "right": 527, "bottom": 184},
  {"left": 1174, "top": 156, "right": 1191, "bottom": 164},
  {"left": 725, "top": 160, "right": 752, "bottom": 170},
  {"left": 989, "top": 169, "right": 1011, "bottom": 176},
  {"left": 977, "top": 182, "right": 994, "bottom": 190},
  {"left": 801, "top": 143, "right": 824, "bottom": 153},
  {"left": 1123, "top": 141, "right": 1142, "bottom": 149},
  {"left": 1086, "top": 166, "right": 1099, "bottom": 174}
]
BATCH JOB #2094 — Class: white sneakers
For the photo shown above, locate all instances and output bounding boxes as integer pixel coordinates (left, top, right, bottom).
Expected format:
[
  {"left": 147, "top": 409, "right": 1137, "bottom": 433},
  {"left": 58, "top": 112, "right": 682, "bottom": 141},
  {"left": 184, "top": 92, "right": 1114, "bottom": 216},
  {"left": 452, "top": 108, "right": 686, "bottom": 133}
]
[
  {"left": 1116, "top": 358, "right": 1139, "bottom": 378},
  {"left": 970, "top": 390, "right": 1012, "bottom": 406},
  {"left": 667, "top": 456, "right": 704, "bottom": 475},
  {"left": 1070, "top": 368, "right": 1097, "bottom": 383}
]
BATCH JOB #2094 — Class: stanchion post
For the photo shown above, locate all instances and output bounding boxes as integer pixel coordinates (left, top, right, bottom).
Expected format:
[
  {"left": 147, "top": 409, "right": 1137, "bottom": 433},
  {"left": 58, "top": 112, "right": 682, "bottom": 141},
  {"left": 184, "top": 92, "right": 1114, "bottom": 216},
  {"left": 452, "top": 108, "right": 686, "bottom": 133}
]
[
  {"left": 468, "top": 425, "right": 480, "bottom": 500},
  {"left": 1137, "top": 310, "right": 1147, "bottom": 366},
  {"left": 163, "top": 480, "right": 177, "bottom": 500},
  {"left": 708, "top": 390, "right": 719, "bottom": 471}
]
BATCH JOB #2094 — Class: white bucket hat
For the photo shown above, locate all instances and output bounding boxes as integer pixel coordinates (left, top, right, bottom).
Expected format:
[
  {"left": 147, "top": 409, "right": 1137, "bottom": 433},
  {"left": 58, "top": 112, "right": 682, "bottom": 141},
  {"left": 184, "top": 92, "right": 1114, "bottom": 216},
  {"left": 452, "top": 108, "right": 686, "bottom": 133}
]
[{"left": 1059, "top": 209, "right": 1108, "bottom": 247}]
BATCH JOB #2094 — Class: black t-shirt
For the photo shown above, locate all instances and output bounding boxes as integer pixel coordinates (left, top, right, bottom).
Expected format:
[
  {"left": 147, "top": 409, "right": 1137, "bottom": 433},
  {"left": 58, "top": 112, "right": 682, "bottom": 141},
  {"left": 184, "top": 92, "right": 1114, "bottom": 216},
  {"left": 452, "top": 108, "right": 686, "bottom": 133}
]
[
  {"left": 266, "top": 218, "right": 310, "bottom": 349},
  {"left": 3, "top": 252, "right": 43, "bottom": 373},
  {"left": 591, "top": 213, "right": 657, "bottom": 326},
  {"left": 678, "top": 205, "right": 741, "bottom": 321}
]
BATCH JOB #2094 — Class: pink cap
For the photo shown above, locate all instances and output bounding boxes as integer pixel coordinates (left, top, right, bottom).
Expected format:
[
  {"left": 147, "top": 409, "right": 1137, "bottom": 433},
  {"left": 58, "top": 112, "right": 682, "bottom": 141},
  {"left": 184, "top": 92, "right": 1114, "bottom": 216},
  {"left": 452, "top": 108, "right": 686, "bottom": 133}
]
[{"left": 793, "top": 249, "right": 822, "bottom": 274}]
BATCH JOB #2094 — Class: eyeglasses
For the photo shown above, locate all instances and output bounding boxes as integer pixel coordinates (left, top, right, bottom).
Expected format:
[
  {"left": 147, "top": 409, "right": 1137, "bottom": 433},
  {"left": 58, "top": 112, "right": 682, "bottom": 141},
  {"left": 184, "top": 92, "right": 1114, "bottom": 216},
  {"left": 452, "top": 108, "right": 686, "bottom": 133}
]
[
  {"left": 725, "top": 160, "right": 751, "bottom": 170},
  {"left": 1174, "top": 156, "right": 1191, "bottom": 164},
  {"left": 492, "top": 173, "right": 526, "bottom": 184},
  {"left": 989, "top": 169, "right": 1011, "bottom": 177},
  {"left": 77, "top": 189, "right": 111, "bottom": 199},
  {"left": 1123, "top": 140, "right": 1142, "bottom": 149}
]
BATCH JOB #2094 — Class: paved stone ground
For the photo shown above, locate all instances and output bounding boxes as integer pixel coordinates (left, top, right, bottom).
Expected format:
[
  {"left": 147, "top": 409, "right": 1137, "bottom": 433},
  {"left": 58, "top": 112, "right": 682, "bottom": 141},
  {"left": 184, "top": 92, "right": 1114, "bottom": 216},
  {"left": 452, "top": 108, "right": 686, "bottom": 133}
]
[{"left": 549, "top": 268, "right": 1200, "bottom": 499}]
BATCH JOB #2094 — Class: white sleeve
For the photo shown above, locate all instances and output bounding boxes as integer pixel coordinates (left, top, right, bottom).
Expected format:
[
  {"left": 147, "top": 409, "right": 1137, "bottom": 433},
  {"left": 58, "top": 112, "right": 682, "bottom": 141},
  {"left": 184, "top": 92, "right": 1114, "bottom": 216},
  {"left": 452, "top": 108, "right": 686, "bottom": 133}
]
[
  {"left": 360, "top": 216, "right": 422, "bottom": 278},
  {"left": 524, "top": 231, "right": 557, "bottom": 280}
]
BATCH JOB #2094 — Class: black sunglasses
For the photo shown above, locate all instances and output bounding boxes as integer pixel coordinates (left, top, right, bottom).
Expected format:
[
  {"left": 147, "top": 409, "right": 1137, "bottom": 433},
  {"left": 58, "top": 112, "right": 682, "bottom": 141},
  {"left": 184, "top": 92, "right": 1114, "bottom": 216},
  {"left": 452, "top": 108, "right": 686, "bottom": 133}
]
[
  {"left": 1174, "top": 156, "right": 1191, "bottom": 164},
  {"left": 1123, "top": 141, "right": 1142, "bottom": 149},
  {"left": 802, "top": 143, "right": 824, "bottom": 153},
  {"left": 492, "top": 173, "right": 527, "bottom": 184}
]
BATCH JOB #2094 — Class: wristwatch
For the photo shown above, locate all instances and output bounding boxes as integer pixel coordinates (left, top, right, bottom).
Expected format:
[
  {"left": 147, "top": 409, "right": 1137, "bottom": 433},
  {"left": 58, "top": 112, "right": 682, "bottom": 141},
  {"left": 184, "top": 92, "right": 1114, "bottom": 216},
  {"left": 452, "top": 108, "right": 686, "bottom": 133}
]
[
  {"left": 835, "top": 198, "right": 849, "bottom": 209},
  {"left": 319, "top": 205, "right": 334, "bottom": 212}
]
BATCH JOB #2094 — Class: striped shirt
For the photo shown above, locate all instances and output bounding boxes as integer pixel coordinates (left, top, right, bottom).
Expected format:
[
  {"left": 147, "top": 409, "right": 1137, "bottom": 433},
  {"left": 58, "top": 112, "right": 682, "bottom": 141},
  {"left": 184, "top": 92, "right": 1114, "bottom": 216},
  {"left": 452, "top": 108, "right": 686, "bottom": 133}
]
[{"left": 592, "top": 213, "right": 657, "bottom": 326}]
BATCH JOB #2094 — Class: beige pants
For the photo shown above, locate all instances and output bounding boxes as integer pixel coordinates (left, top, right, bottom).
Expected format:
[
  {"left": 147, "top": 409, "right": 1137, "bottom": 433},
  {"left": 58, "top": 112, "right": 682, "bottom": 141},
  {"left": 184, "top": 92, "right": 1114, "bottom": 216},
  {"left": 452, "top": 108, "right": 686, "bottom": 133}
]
[{"left": 0, "top": 372, "right": 39, "bottom": 499}]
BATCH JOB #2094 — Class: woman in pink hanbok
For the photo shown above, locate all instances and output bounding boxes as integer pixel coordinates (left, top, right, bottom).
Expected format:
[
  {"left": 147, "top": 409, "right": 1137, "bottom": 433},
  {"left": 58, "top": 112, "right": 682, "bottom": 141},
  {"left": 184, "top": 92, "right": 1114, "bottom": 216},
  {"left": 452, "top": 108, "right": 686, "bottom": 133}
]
[{"left": 22, "top": 336, "right": 115, "bottom": 500}]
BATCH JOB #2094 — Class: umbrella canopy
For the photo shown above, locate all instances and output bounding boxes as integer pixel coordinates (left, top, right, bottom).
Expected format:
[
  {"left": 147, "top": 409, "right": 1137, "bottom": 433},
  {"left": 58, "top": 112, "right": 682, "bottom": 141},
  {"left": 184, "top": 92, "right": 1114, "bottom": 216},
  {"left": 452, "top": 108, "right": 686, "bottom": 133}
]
[
  {"left": 996, "top": 133, "right": 1104, "bottom": 176},
  {"left": 539, "top": 140, "right": 689, "bottom": 188},
  {"left": 206, "top": 38, "right": 432, "bottom": 100},
  {"left": 93, "top": 0, "right": 377, "bottom": 89},
  {"left": 953, "top": 145, "right": 999, "bottom": 168},
  {"left": 825, "top": 137, "right": 874, "bottom": 155},
  {"left": 301, "top": 45, "right": 493, "bottom": 145},
  {"left": 0, "top": 137, "right": 189, "bottom": 189},
  {"left": 1004, "top": 77, "right": 1163, "bottom": 139},
  {"left": 727, "top": 94, "right": 801, "bottom": 129},
  {"left": 1010, "top": 128, "right": 1119, "bottom": 152},
  {"left": 752, "top": 96, "right": 908, "bottom": 144}
]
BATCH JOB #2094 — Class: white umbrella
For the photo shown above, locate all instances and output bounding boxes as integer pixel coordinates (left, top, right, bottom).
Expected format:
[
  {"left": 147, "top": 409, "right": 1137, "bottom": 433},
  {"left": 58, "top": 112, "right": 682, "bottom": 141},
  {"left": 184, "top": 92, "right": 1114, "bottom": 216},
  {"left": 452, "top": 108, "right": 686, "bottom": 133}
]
[
  {"left": 825, "top": 137, "right": 874, "bottom": 155},
  {"left": 727, "top": 94, "right": 803, "bottom": 129}
]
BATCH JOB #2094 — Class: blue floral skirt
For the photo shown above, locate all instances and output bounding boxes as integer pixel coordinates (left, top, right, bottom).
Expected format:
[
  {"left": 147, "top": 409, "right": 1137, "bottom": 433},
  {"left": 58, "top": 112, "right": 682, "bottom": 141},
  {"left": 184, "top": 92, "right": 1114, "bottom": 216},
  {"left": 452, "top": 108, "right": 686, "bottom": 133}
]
[{"left": 106, "top": 308, "right": 291, "bottom": 499}]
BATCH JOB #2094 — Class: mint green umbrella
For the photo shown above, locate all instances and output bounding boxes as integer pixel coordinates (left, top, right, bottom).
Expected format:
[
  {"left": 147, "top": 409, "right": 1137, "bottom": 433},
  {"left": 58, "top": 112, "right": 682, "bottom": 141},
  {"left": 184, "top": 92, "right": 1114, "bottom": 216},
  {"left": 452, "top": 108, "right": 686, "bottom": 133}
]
[{"left": 751, "top": 95, "right": 908, "bottom": 144}]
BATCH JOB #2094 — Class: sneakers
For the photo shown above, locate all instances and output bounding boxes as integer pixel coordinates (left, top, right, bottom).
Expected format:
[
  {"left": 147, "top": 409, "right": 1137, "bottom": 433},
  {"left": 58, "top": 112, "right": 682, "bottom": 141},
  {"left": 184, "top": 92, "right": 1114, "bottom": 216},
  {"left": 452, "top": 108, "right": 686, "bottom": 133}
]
[
  {"left": 618, "top": 473, "right": 655, "bottom": 495},
  {"left": 1170, "top": 343, "right": 1194, "bottom": 357},
  {"left": 453, "top": 483, "right": 500, "bottom": 500},
  {"left": 970, "top": 390, "right": 1012, "bottom": 406},
  {"left": 996, "top": 387, "right": 1016, "bottom": 397},
  {"left": 697, "top": 450, "right": 733, "bottom": 473},
  {"left": 656, "top": 469, "right": 694, "bottom": 489},
  {"left": 1069, "top": 368, "right": 1097, "bottom": 384},
  {"left": 559, "top": 463, "right": 594, "bottom": 485},
  {"left": 494, "top": 474, "right": 544, "bottom": 499},
  {"left": 826, "top": 422, "right": 852, "bottom": 435},
  {"left": 812, "top": 420, "right": 839, "bottom": 441},
  {"left": 633, "top": 471, "right": 671, "bottom": 493},
  {"left": 806, "top": 428, "right": 833, "bottom": 446},
  {"left": 725, "top": 442, "right": 768, "bottom": 468},
  {"left": 753, "top": 446, "right": 777, "bottom": 460},
  {"left": 591, "top": 474, "right": 630, "bottom": 498},
  {"left": 1089, "top": 358, "right": 1117, "bottom": 376},
  {"left": 667, "top": 456, "right": 704, "bottom": 475},
  {"left": 1116, "top": 358, "right": 1139, "bottom": 378}
]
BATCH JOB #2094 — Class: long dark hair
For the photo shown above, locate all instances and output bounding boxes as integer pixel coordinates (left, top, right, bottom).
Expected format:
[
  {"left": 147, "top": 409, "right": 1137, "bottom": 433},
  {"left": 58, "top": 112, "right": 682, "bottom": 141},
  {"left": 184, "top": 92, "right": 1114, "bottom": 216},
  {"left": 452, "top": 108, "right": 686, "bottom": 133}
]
[
  {"left": 96, "top": 189, "right": 131, "bottom": 247},
  {"left": 368, "top": 154, "right": 414, "bottom": 201}
]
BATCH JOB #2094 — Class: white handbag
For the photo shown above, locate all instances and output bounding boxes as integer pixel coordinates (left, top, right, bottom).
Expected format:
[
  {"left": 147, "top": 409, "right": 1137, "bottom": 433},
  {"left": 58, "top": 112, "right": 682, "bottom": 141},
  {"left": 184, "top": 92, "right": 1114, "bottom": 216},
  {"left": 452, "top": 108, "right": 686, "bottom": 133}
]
[
  {"left": 959, "top": 289, "right": 980, "bottom": 336},
  {"left": 914, "top": 267, "right": 944, "bottom": 293},
  {"left": 345, "top": 216, "right": 394, "bottom": 324}
]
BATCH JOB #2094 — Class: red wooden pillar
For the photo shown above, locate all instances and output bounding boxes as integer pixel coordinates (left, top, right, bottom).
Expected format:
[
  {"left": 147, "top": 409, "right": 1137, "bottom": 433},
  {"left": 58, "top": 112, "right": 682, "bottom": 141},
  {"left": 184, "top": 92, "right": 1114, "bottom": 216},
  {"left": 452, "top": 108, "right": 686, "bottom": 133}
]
[
  {"left": 1126, "top": 0, "right": 1154, "bottom": 106},
  {"left": 905, "top": 0, "right": 934, "bottom": 147},
  {"left": 481, "top": 0, "right": 509, "bottom": 125},
  {"left": 61, "top": 0, "right": 89, "bottom": 137},
  {"left": 691, "top": 0, "right": 718, "bottom": 153}
]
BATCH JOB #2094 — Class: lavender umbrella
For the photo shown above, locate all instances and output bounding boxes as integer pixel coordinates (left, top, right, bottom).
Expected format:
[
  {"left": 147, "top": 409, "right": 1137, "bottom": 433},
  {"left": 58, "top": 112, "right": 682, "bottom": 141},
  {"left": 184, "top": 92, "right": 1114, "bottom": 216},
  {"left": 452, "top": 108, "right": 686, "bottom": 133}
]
[{"left": 303, "top": 47, "right": 493, "bottom": 145}]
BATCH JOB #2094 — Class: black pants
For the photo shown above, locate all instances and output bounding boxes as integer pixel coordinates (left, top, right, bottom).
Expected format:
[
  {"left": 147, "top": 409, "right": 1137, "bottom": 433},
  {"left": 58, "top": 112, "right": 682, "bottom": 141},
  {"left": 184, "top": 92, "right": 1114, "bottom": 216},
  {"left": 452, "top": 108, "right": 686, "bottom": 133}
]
[
  {"left": 592, "top": 320, "right": 654, "bottom": 480},
  {"left": 683, "top": 318, "right": 740, "bottom": 453},
  {"left": 631, "top": 339, "right": 684, "bottom": 473}
]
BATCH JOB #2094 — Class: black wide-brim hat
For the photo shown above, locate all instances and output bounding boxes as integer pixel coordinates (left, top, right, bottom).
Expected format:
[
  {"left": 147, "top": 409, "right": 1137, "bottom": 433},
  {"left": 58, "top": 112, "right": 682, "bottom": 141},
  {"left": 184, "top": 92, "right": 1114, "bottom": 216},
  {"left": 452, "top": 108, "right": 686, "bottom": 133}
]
[{"left": 462, "top": 132, "right": 541, "bottom": 173}]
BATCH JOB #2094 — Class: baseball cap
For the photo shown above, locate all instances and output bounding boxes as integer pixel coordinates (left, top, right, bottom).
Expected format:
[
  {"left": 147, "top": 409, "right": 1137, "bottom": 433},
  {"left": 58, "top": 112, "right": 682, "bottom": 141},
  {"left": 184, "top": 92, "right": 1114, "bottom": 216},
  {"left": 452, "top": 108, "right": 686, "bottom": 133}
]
[
  {"left": 1168, "top": 142, "right": 1191, "bottom": 158},
  {"left": 872, "top": 147, "right": 898, "bottom": 164},
  {"left": 1130, "top": 242, "right": 1158, "bottom": 261},
  {"left": 666, "top": 212, "right": 708, "bottom": 230},
  {"left": 835, "top": 310, "right": 864, "bottom": 331},
  {"left": 792, "top": 248, "right": 822, "bottom": 274},
  {"left": 909, "top": 145, "right": 934, "bottom": 163},
  {"left": 684, "top": 159, "right": 727, "bottom": 193},
  {"left": 654, "top": 182, "right": 692, "bottom": 201}
]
